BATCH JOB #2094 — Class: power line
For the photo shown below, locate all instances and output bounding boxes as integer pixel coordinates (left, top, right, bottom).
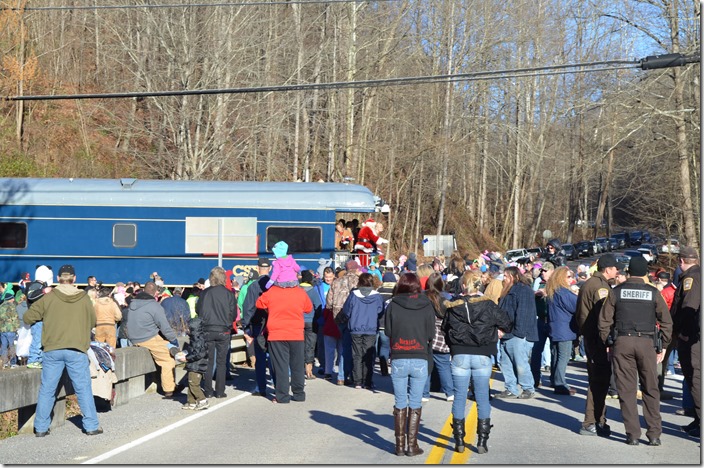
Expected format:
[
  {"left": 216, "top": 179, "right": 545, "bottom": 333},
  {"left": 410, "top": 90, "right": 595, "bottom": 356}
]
[
  {"left": 7, "top": 0, "right": 402, "bottom": 12},
  {"left": 4, "top": 59, "right": 643, "bottom": 102}
]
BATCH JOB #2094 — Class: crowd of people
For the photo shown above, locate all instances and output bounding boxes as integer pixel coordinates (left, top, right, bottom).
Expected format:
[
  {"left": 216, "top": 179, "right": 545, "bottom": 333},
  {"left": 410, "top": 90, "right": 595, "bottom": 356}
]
[{"left": 0, "top": 223, "right": 699, "bottom": 454}]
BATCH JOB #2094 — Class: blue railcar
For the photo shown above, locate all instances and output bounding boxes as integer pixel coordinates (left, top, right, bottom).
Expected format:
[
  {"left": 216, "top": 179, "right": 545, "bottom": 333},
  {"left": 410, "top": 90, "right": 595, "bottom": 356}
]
[{"left": 0, "top": 178, "right": 378, "bottom": 286}]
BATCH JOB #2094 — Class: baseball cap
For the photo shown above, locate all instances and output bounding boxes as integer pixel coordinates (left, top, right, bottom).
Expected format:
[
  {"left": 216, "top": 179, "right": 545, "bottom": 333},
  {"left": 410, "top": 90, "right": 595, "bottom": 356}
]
[
  {"left": 540, "top": 262, "right": 555, "bottom": 272},
  {"left": 258, "top": 257, "right": 271, "bottom": 267},
  {"left": 58, "top": 264, "right": 76, "bottom": 276},
  {"left": 657, "top": 271, "right": 671, "bottom": 280},
  {"left": 597, "top": 254, "right": 618, "bottom": 270},
  {"left": 679, "top": 246, "right": 699, "bottom": 260}
]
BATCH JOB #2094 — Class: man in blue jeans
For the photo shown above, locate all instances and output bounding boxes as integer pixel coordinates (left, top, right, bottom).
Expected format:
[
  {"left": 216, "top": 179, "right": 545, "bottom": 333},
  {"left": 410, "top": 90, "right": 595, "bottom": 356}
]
[
  {"left": 495, "top": 267, "right": 539, "bottom": 399},
  {"left": 242, "top": 257, "right": 275, "bottom": 396},
  {"left": 23, "top": 264, "right": 102, "bottom": 437}
]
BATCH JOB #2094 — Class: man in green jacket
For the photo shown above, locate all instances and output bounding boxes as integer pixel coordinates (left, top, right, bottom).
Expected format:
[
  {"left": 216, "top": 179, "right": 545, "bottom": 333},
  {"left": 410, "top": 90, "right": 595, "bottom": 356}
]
[{"left": 23, "top": 264, "right": 102, "bottom": 437}]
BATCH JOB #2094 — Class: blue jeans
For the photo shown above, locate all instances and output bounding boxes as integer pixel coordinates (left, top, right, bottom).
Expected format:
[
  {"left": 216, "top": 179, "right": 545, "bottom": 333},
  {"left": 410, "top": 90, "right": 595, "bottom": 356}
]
[
  {"left": 391, "top": 358, "right": 427, "bottom": 409},
  {"left": 530, "top": 321, "right": 549, "bottom": 383},
  {"left": 550, "top": 340, "right": 572, "bottom": 389},
  {"left": 500, "top": 336, "right": 535, "bottom": 394},
  {"left": 251, "top": 325, "right": 274, "bottom": 394},
  {"left": 337, "top": 322, "right": 353, "bottom": 382},
  {"left": 376, "top": 330, "right": 390, "bottom": 360},
  {"left": 424, "top": 352, "right": 453, "bottom": 398},
  {"left": 451, "top": 354, "right": 493, "bottom": 419},
  {"left": 29, "top": 321, "right": 43, "bottom": 364},
  {"left": 0, "top": 332, "right": 17, "bottom": 365},
  {"left": 35, "top": 349, "right": 99, "bottom": 433}
]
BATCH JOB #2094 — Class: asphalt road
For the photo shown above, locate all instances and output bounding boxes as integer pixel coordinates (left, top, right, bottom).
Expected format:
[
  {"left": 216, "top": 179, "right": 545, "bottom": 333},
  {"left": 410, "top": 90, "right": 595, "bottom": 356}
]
[{"left": 0, "top": 358, "right": 699, "bottom": 465}]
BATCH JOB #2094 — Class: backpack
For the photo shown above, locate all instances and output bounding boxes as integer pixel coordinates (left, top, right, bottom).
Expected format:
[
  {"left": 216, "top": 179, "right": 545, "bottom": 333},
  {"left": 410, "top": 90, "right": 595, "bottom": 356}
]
[{"left": 25, "top": 280, "right": 49, "bottom": 305}]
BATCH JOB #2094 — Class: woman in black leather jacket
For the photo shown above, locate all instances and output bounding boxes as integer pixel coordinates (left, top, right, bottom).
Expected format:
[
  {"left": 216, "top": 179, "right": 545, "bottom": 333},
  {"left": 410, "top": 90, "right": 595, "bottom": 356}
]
[{"left": 442, "top": 270, "right": 512, "bottom": 454}]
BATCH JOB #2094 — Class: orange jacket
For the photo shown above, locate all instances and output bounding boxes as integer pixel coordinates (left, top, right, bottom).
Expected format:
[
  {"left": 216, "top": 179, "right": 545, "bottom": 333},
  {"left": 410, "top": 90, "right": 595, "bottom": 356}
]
[{"left": 256, "top": 285, "right": 313, "bottom": 341}]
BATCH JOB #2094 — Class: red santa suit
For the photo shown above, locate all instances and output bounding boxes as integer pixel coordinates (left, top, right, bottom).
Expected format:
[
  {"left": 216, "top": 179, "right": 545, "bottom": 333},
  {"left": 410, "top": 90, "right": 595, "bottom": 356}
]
[{"left": 354, "top": 219, "right": 388, "bottom": 267}]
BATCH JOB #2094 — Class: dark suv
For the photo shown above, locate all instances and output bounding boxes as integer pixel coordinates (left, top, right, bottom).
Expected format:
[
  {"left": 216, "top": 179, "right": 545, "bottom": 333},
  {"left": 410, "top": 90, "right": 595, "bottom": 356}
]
[
  {"left": 612, "top": 232, "right": 629, "bottom": 248},
  {"left": 629, "top": 231, "right": 643, "bottom": 246}
]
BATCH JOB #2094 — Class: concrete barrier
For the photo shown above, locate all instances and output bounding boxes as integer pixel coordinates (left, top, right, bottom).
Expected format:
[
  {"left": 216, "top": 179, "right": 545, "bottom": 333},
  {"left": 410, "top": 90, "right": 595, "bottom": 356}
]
[{"left": 1, "top": 334, "right": 248, "bottom": 434}]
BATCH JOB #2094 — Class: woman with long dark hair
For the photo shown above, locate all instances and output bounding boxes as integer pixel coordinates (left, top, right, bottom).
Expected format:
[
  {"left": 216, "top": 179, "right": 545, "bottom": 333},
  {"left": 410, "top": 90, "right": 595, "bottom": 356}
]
[
  {"left": 443, "top": 270, "right": 512, "bottom": 453},
  {"left": 385, "top": 272, "right": 435, "bottom": 456},
  {"left": 423, "top": 272, "right": 454, "bottom": 401}
]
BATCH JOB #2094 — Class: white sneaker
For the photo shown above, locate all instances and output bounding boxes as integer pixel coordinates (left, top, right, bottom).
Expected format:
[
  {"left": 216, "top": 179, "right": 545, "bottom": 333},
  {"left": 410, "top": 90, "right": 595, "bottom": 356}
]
[
  {"left": 421, "top": 397, "right": 430, "bottom": 403},
  {"left": 446, "top": 395, "right": 455, "bottom": 402},
  {"left": 195, "top": 399, "right": 209, "bottom": 410},
  {"left": 181, "top": 403, "right": 197, "bottom": 410}
]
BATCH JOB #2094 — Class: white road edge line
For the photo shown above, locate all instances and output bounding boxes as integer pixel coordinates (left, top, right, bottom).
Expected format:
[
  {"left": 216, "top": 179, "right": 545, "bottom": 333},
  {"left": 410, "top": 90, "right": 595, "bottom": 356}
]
[{"left": 82, "top": 391, "right": 252, "bottom": 464}]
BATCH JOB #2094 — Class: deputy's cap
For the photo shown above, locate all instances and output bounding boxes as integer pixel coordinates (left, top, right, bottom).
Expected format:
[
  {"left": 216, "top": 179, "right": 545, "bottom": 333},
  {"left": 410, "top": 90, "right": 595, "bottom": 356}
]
[
  {"left": 58, "top": 264, "right": 75, "bottom": 276},
  {"left": 627, "top": 256, "right": 649, "bottom": 277},
  {"left": 597, "top": 253, "right": 618, "bottom": 270},
  {"left": 258, "top": 257, "right": 271, "bottom": 267},
  {"left": 679, "top": 246, "right": 699, "bottom": 260}
]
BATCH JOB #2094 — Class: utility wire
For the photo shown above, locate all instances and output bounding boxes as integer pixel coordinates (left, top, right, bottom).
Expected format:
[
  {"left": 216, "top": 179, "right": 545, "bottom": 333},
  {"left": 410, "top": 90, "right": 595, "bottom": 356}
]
[
  {"left": 4, "top": 59, "right": 642, "bottom": 102},
  {"left": 6, "top": 0, "right": 402, "bottom": 12}
]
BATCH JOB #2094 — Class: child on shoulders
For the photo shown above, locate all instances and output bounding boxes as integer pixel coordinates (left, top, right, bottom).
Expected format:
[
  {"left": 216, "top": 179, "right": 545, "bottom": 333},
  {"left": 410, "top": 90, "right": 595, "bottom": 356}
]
[{"left": 266, "top": 241, "right": 301, "bottom": 289}]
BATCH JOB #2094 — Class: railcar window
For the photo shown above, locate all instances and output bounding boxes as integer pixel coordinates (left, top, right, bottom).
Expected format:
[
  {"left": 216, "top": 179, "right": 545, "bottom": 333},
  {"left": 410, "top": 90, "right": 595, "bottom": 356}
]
[
  {"left": 0, "top": 222, "right": 27, "bottom": 249},
  {"left": 266, "top": 226, "right": 322, "bottom": 253},
  {"left": 113, "top": 224, "right": 137, "bottom": 248}
]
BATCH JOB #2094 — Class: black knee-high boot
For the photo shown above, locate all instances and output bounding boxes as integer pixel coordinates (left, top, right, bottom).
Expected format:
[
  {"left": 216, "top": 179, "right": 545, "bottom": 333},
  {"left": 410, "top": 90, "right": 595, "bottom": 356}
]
[
  {"left": 452, "top": 417, "right": 466, "bottom": 453},
  {"left": 477, "top": 418, "right": 493, "bottom": 454}
]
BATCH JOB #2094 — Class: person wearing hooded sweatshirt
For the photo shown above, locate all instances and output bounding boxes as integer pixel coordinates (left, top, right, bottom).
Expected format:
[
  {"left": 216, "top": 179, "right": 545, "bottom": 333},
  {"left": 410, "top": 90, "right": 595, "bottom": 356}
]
[
  {"left": 127, "top": 281, "right": 178, "bottom": 397},
  {"left": 23, "top": 264, "right": 103, "bottom": 437},
  {"left": 93, "top": 286, "right": 123, "bottom": 349},
  {"left": 341, "top": 273, "right": 385, "bottom": 389},
  {"left": 543, "top": 238, "right": 567, "bottom": 267},
  {"left": 405, "top": 252, "right": 418, "bottom": 272},
  {"left": 266, "top": 241, "right": 301, "bottom": 289},
  {"left": 385, "top": 272, "right": 435, "bottom": 457}
]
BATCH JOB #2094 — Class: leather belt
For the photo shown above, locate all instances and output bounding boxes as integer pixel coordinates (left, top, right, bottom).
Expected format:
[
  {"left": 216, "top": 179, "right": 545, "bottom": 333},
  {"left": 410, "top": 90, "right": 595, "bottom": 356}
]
[{"left": 617, "top": 332, "right": 653, "bottom": 337}]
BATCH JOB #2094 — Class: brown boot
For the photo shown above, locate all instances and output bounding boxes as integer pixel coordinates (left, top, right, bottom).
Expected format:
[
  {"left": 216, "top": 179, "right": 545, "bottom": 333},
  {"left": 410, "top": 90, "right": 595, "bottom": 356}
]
[
  {"left": 393, "top": 407, "right": 407, "bottom": 456},
  {"left": 406, "top": 407, "right": 424, "bottom": 456}
]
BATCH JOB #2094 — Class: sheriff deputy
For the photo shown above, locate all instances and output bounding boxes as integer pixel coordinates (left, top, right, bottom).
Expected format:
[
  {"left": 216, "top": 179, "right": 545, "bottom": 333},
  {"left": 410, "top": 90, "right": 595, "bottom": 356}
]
[
  {"left": 671, "top": 245, "right": 701, "bottom": 438},
  {"left": 598, "top": 256, "right": 672, "bottom": 446}
]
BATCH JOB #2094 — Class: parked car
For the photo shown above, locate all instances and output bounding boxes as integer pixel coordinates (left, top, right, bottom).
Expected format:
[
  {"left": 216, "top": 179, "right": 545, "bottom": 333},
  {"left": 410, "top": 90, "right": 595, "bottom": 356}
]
[
  {"left": 659, "top": 238, "right": 680, "bottom": 254},
  {"left": 637, "top": 247, "right": 657, "bottom": 265},
  {"left": 505, "top": 248, "right": 530, "bottom": 263},
  {"left": 607, "top": 237, "right": 619, "bottom": 251},
  {"left": 642, "top": 231, "right": 652, "bottom": 243},
  {"left": 612, "top": 232, "right": 629, "bottom": 248},
  {"left": 575, "top": 241, "right": 592, "bottom": 257},
  {"left": 629, "top": 231, "right": 643, "bottom": 246},
  {"left": 595, "top": 237, "right": 610, "bottom": 253},
  {"left": 526, "top": 247, "right": 543, "bottom": 259},
  {"left": 562, "top": 243, "right": 577, "bottom": 261}
]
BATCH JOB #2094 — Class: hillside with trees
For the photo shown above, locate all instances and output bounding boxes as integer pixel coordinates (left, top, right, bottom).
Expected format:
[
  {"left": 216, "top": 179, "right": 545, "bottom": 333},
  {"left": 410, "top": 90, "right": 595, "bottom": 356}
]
[{"left": 0, "top": 0, "right": 699, "bottom": 257}]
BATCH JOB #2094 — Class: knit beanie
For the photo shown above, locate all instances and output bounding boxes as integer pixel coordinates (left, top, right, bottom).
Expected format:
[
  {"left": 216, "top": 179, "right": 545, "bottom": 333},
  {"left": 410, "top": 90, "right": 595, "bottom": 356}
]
[{"left": 272, "top": 241, "right": 289, "bottom": 259}]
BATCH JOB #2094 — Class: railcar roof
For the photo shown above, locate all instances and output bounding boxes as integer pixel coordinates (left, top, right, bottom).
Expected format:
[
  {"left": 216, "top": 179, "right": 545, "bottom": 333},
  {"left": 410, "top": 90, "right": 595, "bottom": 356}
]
[{"left": 0, "top": 178, "right": 377, "bottom": 211}]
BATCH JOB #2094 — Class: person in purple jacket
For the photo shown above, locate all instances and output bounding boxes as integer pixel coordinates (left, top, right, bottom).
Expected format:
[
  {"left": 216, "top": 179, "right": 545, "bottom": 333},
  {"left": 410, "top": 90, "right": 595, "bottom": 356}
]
[{"left": 546, "top": 267, "right": 580, "bottom": 395}]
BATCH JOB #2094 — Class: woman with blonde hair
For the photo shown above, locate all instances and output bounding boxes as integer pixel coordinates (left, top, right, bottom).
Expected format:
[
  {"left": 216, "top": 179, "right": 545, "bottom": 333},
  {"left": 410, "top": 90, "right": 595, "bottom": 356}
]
[
  {"left": 416, "top": 263, "right": 434, "bottom": 289},
  {"left": 443, "top": 270, "right": 512, "bottom": 453},
  {"left": 545, "top": 266, "right": 579, "bottom": 395}
]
